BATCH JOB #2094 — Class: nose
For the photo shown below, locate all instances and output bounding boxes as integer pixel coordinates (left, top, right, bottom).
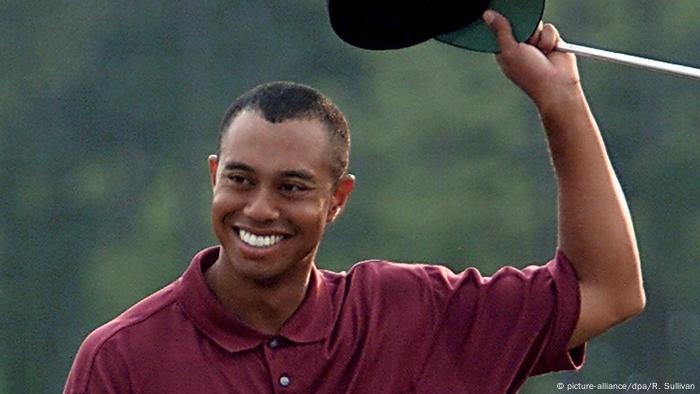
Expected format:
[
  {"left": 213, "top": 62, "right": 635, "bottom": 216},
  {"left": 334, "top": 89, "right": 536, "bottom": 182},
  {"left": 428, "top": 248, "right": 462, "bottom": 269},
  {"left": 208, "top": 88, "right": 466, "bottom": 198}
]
[{"left": 243, "top": 188, "right": 280, "bottom": 222}]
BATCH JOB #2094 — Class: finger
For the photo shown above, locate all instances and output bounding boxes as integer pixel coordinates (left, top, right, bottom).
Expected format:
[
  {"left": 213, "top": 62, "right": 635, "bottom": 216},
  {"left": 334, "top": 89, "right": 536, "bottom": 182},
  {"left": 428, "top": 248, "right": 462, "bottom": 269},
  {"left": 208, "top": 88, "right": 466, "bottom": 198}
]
[
  {"left": 527, "top": 21, "right": 544, "bottom": 46},
  {"left": 538, "top": 23, "right": 560, "bottom": 55},
  {"left": 482, "top": 10, "right": 517, "bottom": 52}
]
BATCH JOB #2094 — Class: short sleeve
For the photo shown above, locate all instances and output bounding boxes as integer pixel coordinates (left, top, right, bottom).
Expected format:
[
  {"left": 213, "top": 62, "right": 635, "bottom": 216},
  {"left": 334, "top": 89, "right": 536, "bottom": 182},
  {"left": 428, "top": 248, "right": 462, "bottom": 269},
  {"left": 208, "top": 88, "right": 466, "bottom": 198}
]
[
  {"left": 63, "top": 326, "right": 132, "bottom": 394},
  {"left": 531, "top": 249, "right": 585, "bottom": 375},
  {"left": 414, "top": 251, "right": 586, "bottom": 392}
]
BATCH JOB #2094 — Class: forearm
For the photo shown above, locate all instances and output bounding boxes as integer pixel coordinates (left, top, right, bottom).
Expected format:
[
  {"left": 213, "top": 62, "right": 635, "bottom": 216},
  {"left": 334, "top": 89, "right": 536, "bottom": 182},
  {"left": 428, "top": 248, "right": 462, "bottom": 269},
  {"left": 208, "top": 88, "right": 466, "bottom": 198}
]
[{"left": 539, "top": 86, "right": 645, "bottom": 315}]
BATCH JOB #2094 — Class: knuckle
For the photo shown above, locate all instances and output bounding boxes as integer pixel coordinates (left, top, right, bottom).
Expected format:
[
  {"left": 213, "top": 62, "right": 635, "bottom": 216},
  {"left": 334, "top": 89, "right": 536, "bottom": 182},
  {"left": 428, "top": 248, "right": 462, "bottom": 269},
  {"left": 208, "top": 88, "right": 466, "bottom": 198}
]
[
  {"left": 497, "top": 49, "right": 517, "bottom": 63},
  {"left": 544, "top": 24, "right": 560, "bottom": 37}
]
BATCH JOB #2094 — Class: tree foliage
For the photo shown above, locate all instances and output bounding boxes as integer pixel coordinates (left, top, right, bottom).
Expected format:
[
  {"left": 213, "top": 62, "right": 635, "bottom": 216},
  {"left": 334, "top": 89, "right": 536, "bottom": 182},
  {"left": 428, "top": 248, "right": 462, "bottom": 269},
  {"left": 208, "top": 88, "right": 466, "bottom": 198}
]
[{"left": 1, "top": 1, "right": 698, "bottom": 392}]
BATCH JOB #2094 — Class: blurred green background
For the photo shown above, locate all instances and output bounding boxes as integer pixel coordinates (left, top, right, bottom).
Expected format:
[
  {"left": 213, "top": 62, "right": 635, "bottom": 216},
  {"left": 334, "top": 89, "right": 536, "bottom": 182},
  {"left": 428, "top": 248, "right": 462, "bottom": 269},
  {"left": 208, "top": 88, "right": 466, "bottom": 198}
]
[{"left": 1, "top": 1, "right": 698, "bottom": 392}]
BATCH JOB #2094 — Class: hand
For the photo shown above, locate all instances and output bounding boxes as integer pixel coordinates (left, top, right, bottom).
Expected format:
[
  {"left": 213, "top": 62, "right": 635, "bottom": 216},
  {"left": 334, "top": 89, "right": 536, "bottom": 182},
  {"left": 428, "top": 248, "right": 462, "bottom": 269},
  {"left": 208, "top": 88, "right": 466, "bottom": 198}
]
[{"left": 483, "top": 10, "right": 581, "bottom": 109}]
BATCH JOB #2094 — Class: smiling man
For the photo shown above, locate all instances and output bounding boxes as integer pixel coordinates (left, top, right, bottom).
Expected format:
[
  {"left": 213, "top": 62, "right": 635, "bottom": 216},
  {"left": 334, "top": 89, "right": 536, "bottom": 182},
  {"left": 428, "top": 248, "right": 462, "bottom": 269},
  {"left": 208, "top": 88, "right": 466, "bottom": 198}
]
[
  {"left": 65, "top": 11, "right": 645, "bottom": 394},
  {"left": 204, "top": 99, "right": 354, "bottom": 335}
]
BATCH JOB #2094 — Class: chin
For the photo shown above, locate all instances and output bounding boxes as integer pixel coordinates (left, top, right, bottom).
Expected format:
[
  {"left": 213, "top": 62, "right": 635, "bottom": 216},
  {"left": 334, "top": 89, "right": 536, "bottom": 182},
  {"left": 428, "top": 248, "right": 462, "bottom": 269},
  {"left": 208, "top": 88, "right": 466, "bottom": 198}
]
[{"left": 223, "top": 250, "right": 289, "bottom": 285}]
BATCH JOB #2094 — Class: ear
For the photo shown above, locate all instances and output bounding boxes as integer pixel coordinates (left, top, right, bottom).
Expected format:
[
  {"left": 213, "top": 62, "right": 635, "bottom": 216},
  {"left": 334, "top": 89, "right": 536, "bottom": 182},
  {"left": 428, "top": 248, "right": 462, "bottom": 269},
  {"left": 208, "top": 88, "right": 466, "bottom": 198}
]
[
  {"left": 326, "top": 174, "right": 355, "bottom": 224},
  {"left": 208, "top": 155, "right": 219, "bottom": 188}
]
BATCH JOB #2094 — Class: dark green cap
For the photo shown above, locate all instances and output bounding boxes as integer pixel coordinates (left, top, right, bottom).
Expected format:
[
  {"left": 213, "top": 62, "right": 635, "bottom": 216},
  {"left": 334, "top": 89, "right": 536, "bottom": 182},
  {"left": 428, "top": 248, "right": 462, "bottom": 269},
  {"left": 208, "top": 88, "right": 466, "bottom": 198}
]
[{"left": 328, "top": 0, "right": 545, "bottom": 53}]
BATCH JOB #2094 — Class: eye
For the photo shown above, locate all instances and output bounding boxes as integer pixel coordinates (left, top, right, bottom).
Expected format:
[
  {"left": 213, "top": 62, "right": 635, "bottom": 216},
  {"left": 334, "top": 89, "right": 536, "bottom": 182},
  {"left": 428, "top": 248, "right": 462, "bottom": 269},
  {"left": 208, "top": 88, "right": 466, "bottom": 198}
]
[
  {"left": 280, "top": 183, "right": 309, "bottom": 193},
  {"left": 226, "top": 174, "right": 254, "bottom": 187}
]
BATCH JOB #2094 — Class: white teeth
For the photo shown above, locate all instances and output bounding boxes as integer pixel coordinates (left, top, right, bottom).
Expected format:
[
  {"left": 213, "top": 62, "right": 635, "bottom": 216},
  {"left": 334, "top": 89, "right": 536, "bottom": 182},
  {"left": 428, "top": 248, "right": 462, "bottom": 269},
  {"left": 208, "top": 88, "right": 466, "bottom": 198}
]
[{"left": 239, "top": 229, "right": 284, "bottom": 248}]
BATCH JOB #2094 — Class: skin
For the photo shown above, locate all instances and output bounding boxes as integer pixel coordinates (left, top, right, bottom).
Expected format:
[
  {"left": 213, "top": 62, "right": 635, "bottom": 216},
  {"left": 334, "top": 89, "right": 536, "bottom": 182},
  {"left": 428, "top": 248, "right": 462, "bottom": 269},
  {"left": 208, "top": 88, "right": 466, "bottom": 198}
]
[
  {"left": 205, "top": 110, "right": 354, "bottom": 335},
  {"left": 483, "top": 10, "right": 646, "bottom": 349}
]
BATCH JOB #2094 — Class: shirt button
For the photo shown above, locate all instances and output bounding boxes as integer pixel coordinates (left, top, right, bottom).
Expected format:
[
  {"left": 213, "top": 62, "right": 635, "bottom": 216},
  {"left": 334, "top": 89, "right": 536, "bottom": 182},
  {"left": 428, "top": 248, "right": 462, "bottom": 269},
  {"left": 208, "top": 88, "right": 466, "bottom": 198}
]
[
  {"left": 279, "top": 375, "right": 291, "bottom": 387},
  {"left": 269, "top": 337, "right": 279, "bottom": 349}
]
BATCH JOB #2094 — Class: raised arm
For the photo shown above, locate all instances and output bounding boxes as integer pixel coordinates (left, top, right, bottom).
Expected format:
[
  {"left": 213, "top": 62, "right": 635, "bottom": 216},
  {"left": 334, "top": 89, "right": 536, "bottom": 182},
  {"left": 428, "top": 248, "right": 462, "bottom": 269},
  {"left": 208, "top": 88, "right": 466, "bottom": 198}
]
[{"left": 482, "top": 10, "right": 645, "bottom": 349}]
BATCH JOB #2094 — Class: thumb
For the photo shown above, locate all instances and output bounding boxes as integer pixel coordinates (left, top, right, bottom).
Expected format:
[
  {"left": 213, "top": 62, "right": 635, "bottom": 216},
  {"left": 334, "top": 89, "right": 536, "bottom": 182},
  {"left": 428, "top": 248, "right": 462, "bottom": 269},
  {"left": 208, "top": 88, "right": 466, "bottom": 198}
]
[{"left": 482, "top": 10, "right": 517, "bottom": 52}]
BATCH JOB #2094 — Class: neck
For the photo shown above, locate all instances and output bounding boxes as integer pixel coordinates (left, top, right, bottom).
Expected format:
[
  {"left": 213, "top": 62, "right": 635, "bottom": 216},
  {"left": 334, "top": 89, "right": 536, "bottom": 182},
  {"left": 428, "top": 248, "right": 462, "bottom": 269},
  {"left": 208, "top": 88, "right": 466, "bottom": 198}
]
[{"left": 204, "top": 257, "right": 312, "bottom": 335}]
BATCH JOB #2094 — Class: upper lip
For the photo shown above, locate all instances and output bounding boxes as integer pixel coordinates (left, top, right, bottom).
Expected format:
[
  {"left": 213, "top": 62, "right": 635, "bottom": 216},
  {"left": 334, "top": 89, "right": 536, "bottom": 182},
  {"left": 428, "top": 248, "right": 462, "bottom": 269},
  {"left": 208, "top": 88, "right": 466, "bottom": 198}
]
[{"left": 234, "top": 225, "right": 292, "bottom": 237}]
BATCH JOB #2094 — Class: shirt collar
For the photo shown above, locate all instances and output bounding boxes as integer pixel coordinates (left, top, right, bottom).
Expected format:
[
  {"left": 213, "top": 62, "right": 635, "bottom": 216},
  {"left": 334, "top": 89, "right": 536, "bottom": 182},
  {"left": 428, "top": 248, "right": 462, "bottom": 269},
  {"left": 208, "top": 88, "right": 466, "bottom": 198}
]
[{"left": 175, "top": 246, "right": 333, "bottom": 353}]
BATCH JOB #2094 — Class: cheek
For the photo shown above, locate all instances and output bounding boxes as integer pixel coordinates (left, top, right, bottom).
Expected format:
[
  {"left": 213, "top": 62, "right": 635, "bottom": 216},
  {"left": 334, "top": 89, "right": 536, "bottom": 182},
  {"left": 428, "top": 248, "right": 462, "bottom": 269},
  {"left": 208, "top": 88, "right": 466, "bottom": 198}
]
[
  {"left": 296, "top": 199, "right": 332, "bottom": 228},
  {"left": 211, "top": 189, "right": 240, "bottom": 217}
]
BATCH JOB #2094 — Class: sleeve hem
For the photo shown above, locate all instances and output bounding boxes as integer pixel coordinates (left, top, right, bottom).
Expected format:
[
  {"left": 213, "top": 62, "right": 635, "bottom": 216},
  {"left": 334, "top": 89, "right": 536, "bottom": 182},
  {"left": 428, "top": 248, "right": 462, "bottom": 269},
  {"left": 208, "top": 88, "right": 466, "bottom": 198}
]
[{"left": 539, "top": 249, "right": 586, "bottom": 373}]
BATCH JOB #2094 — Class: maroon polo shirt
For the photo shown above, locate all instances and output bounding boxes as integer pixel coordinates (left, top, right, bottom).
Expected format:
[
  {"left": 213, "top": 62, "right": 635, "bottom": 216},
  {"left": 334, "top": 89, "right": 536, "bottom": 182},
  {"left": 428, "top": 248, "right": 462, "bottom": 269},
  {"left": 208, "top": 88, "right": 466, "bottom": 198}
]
[{"left": 64, "top": 247, "right": 585, "bottom": 393}]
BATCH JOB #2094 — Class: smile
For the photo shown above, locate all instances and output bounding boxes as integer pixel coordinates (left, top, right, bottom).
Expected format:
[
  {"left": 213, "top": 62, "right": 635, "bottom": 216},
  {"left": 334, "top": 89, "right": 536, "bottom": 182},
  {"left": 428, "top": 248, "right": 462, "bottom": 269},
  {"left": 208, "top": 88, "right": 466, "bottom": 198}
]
[{"left": 238, "top": 229, "right": 284, "bottom": 248}]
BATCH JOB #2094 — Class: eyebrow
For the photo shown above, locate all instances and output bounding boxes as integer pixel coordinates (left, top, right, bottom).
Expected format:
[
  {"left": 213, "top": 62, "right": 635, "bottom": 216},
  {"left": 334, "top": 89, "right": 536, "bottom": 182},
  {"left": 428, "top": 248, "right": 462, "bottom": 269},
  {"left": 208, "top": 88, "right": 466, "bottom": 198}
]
[
  {"left": 223, "top": 161, "right": 254, "bottom": 172},
  {"left": 280, "top": 169, "right": 315, "bottom": 182},
  {"left": 222, "top": 161, "right": 316, "bottom": 181}
]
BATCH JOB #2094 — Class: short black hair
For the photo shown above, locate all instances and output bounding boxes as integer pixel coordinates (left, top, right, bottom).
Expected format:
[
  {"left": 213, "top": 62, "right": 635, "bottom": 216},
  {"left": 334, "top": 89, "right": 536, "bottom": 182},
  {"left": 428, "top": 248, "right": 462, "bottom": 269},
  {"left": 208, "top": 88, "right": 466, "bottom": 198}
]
[{"left": 218, "top": 81, "right": 350, "bottom": 182}]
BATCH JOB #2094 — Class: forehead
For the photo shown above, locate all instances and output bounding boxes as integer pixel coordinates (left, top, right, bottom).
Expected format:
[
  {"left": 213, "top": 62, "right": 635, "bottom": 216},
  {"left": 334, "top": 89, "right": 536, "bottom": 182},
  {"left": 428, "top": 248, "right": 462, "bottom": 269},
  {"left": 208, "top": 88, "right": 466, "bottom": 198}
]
[{"left": 220, "top": 110, "right": 333, "bottom": 177}]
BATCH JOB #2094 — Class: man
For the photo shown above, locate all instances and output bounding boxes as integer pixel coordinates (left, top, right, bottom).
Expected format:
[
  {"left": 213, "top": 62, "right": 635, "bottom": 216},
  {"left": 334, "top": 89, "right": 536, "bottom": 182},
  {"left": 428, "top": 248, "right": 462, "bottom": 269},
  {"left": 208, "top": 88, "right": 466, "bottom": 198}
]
[{"left": 65, "top": 11, "right": 645, "bottom": 393}]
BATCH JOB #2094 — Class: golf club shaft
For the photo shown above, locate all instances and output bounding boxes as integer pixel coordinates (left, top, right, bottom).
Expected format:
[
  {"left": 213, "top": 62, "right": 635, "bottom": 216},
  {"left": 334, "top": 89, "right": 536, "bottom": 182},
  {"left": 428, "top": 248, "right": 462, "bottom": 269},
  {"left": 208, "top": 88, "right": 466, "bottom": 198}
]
[{"left": 557, "top": 42, "right": 700, "bottom": 81}]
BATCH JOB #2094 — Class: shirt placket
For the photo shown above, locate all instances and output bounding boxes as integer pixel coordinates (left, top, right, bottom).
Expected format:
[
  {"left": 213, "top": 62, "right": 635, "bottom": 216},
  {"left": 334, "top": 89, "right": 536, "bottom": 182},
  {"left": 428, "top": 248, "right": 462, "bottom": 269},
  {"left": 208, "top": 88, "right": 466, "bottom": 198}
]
[{"left": 264, "top": 336, "right": 295, "bottom": 393}]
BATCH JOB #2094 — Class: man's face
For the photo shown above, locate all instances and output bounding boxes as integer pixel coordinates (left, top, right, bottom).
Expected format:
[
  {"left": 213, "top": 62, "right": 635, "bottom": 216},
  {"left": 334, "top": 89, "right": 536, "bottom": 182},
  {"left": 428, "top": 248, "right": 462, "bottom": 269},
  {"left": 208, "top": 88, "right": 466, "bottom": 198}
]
[{"left": 208, "top": 110, "right": 353, "bottom": 285}]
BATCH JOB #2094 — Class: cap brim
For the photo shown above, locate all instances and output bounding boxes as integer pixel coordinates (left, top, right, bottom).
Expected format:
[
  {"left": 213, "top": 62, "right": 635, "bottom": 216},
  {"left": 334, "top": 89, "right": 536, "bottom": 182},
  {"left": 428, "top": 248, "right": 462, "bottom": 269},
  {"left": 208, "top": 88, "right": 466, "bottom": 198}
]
[{"left": 434, "top": 0, "right": 545, "bottom": 53}]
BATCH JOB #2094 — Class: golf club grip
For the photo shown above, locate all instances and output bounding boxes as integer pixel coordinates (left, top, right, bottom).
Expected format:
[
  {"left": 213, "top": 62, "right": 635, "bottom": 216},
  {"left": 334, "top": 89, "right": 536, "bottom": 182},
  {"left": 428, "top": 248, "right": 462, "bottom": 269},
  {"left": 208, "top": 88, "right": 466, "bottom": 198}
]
[{"left": 556, "top": 42, "right": 700, "bottom": 81}]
